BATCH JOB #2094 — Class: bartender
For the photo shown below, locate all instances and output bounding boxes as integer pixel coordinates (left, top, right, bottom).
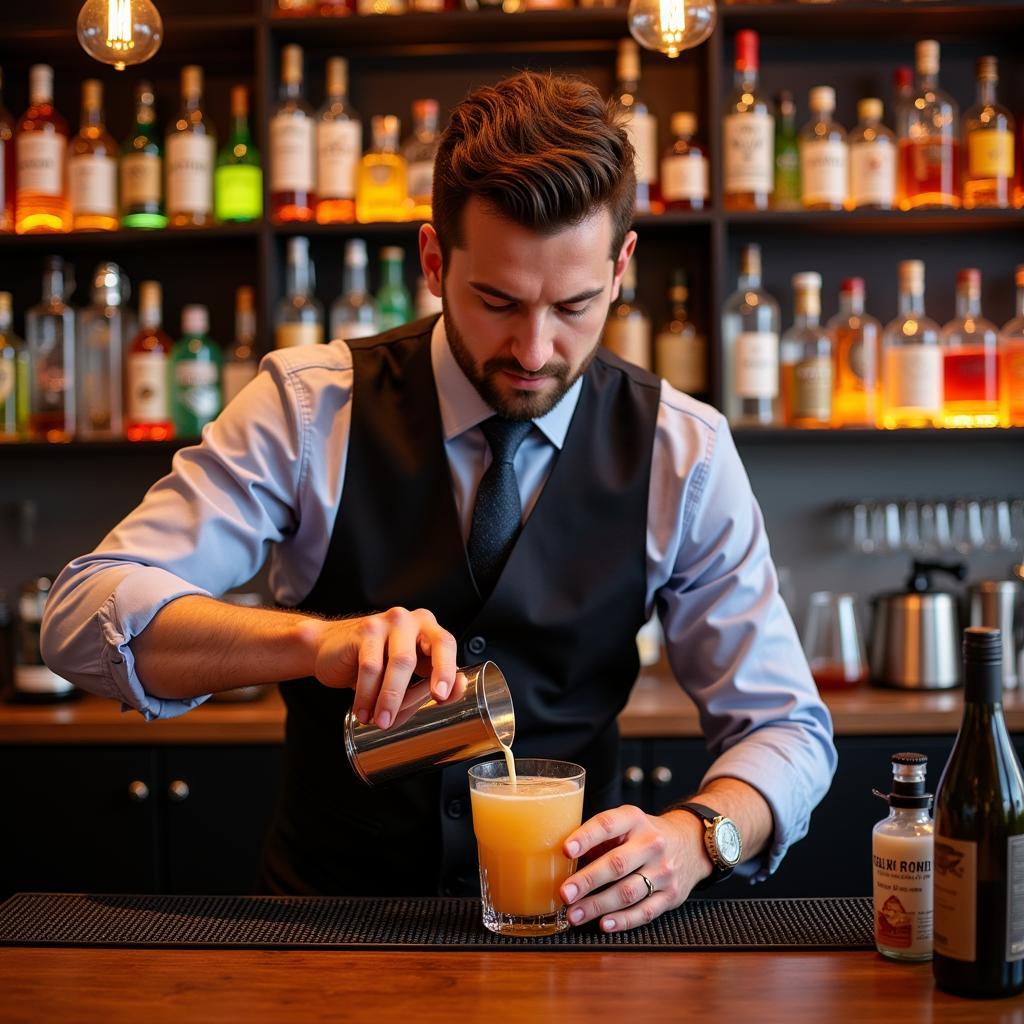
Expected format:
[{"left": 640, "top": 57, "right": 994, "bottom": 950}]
[{"left": 42, "top": 70, "right": 836, "bottom": 934}]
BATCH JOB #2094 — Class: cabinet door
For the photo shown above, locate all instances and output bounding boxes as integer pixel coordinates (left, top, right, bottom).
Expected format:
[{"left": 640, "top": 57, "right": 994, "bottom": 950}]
[
  {"left": 619, "top": 739, "right": 647, "bottom": 810},
  {"left": 0, "top": 745, "right": 159, "bottom": 898},
  {"left": 160, "top": 745, "right": 284, "bottom": 895}
]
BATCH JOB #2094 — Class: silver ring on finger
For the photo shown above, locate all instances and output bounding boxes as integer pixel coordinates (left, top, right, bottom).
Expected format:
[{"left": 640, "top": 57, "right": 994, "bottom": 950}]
[{"left": 634, "top": 871, "right": 655, "bottom": 899}]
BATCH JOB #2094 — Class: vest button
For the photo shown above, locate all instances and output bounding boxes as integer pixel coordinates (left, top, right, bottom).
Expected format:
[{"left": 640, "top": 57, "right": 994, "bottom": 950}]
[
  {"left": 467, "top": 635, "right": 486, "bottom": 656},
  {"left": 447, "top": 798, "right": 464, "bottom": 819}
]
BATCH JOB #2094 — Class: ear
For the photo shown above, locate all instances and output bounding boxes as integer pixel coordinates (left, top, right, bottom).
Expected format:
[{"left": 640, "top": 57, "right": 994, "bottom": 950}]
[
  {"left": 419, "top": 223, "right": 444, "bottom": 298},
  {"left": 609, "top": 230, "right": 638, "bottom": 304}
]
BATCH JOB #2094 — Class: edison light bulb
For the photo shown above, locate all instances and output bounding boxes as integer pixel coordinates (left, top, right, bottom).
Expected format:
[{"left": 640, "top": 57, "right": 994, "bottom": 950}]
[
  {"left": 627, "top": 0, "right": 716, "bottom": 59},
  {"left": 77, "top": 0, "right": 163, "bottom": 71}
]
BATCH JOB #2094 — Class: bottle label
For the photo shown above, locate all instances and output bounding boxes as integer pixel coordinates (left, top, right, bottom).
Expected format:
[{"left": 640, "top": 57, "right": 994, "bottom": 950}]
[
  {"left": 17, "top": 132, "right": 65, "bottom": 196},
  {"left": 275, "top": 322, "right": 323, "bottom": 349},
  {"left": 602, "top": 318, "right": 651, "bottom": 371},
  {"left": 886, "top": 344, "right": 942, "bottom": 412},
  {"left": 661, "top": 154, "right": 708, "bottom": 202},
  {"left": 624, "top": 112, "right": 657, "bottom": 186},
  {"left": 1008, "top": 834, "right": 1024, "bottom": 961},
  {"left": 850, "top": 141, "right": 895, "bottom": 207},
  {"left": 128, "top": 351, "right": 169, "bottom": 421},
  {"left": 872, "top": 831, "right": 934, "bottom": 958},
  {"left": 271, "top": 114, "right": 314, "bottom": 193},
  {"left": 166, "top": 133, "right": 214, "bottom": 215},
  {"left": 969, "top": 129, "right": 1014, "bottom": 179},
  {"left": 223, "top": 360, "right": 258, "bottom": 404},
  {"left": 735, "top": 331, "right": 779, "bottom": 399},
  {"left": 656, "top": 331, "right": 706, "bottom": 393},
  {"left": 724, "top": 113, "right": 774, "bottom": 194},
  {"left": 121, "top": 152, "right": 162, "bottom": 207},
  {"left": 174, "top": 360, "right": 220, "bottom": 418},
  {"left": 792, "top": 355, "right": 833, "bottom": 420},
  {"left": 68, "top": 155, "right": 117, "bottom": 215},
  {"left": 933, "top": 833, "right": 977, "bottom": 961},
  {"left": 407, "top": 160, "right": 434, "bottom": 203},
  {"left": 317, "top": 119, "right": 360, "bottom": 200},
  {"left": 801, "top": 139, "right": 847, "bottom": 206},
  {"left": 0, "top": 359, "right": 14, "bottom": 404},
  {"left": 334, "top": 321, "right": 379, "bottom": 342},
  {"left": 215, "top": 164, "right": 263, "bottom": 221}
]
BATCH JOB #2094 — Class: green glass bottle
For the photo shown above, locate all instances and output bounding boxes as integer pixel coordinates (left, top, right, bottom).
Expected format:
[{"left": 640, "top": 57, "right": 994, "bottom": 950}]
[
  {"left": 215, "top": 85, "right": 263, "bottom": 223},
  {"left": 170, "top": 304, "right": 222, "bottom": 439},
  {"left": 376, "top": 246, "right": 412, "bottom": 331},
  {"left": 120, "top": 81, "right": 167, "bottom": 230},
  {"left": 773, "top": 90, "right": 801, "bottom": 211},
  {"left": 0, "top": 291, "right": 28, "bottom": 439}
]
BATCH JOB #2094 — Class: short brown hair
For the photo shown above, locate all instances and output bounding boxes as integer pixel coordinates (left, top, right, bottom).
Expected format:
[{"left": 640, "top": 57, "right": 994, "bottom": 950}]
[{"left": 432, "top": 71, "right": 636, "bottom": 263}]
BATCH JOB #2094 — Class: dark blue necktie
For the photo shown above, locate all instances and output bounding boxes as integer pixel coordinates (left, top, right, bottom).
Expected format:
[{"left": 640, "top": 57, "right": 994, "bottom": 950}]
[{"left": 468, "top": 416, "right": 534, "bottom": 599}]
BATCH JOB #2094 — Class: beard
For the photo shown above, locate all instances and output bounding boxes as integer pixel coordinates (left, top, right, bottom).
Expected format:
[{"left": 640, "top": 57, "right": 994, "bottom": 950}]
[{"left": 441, "top": 293, "right": 600, "bottom": 421}]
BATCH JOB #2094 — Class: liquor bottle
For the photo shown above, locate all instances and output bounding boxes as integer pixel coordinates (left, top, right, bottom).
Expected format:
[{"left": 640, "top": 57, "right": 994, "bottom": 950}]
[
  {"left": 603, "top": 258, "right": 651, "bottom": 370},
  {"left": 879, "top": 260, "right": 942, "bottom": 429},
  {"left": 0, "top": 68, "right": 15, "bottom": 233},
  {"left": 315, "top": 57, "right": 361, "bottom": 225},
  {"left": 15, "top": 65, "right": 70, "bottom": 234},
  {"left": 799, "top": 87, "right": 847, "bottom": 212},
  {"left": 223, "top": 286, "right": 259, "bottom": 405},
  {"left": 659, "top": 113, "right": 708, "bottom": 212},
  {"left": 375, "top": 246, "right": 412, "bottom": 332},
  {"left": 68, "top": 80, "right": 118, "bottom": 232},
  {"left": 126, "top": 280, "right": 173, "bottom": 441},
  {"left": 849, "top": 99, "right": 896, "bottom": 211},
  {"left": 892, "top": 65, "right": 914, "bottom": 208},
  {"left": 275, "top": 237, "right": 324, "bottom": 348},
  {"left": 329, "top": 238, "right": 378, "bottom": 341},
  {"left": 120, "top": 81, "right": 166, "bottom": 230},
  {"left": 772, "top": 90, "right": 800, "bottom": 212},
  {"left": 940, "top": 269, "right": 999, "bottom": 429},
  {"left": 654, "top": 269, "right": 705, "bottom": 397},
  {"left": 999, "top": 264, "right": 1024, "bottom": 427},
  {"left": 215, "top": 86, "right": 263, "bottom": 223},
  {"left": 166, "top": 66, "right": 216, "bottom": 228},
  {"left": 77, "top": 262, "right": 132, "bottom": 439},
  {"left": 780, "top": 272, "right": 832, "bottom": 428},
  {"left": 271, "top": 45, "right": 315, "bottom": 224},
  {"left": 356, "top": 116, "right": 408, "bottom": 223},
  {"left": 26, "top": 256, "right": 75, "bottom": 440},
  {"left": 898, "top": 41, "right": 959, "bottom": 211},
  {"left": 827, "top": 277, "right": 881, "bottom": 428},
  {"left": 933, "top": 627, "right": 1024, "bottom": 999},
  {"left": 0, "top": 292, "right": 29, "bottom": 438},
  {"left": 962, "top": 56, "right": 1016, "bottom": 211},
  {"left": 170, "top": 304, "right": 221, "bottom": 438},
  {"left": 723, "top": 30, "right": 773, "bottom": 212},
  {"left": 613, "top": 39, "right": 657, "bottom": 215},
  {"left": 402, "top": 99, "right": 440, "bottom": 221},
  {"left": 722, "top": 243, "right": 780, "bottom": 426}
]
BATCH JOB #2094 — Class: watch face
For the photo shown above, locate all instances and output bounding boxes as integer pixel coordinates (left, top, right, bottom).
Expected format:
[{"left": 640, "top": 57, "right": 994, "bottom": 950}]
[{"left": 715, "top": 819, "right": 742, "bottom": 866}]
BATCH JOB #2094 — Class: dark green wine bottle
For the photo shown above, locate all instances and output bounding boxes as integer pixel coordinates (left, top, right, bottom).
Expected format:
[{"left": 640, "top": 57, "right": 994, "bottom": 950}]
[{"left": 933, "top": 626, "right": 1024, "bottom": 998}]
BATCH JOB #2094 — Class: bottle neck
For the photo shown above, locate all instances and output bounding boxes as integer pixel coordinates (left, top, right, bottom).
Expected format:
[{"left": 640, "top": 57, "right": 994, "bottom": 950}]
[
  {"left": 977, "top": 79, "right": 997, "bottom": 106},
  {"left": 279, "top": 80, "right": 302, "bottom": 103},
  {"left": 917, "top": 69, "right": 938, "bottom": 93},
  {"left": 231, "top": 114, "right": 251, "bottom": 141},
  {"left": 182, "top": 93, "right": 202, "bottom": 114},
  {"left": 965, "top": 654, "right": 1002, "bottom": 705},
  {"left": 739, "top": 270, "right": 761, "bottom": 290},
  {"left": 344, "top": 262, "right": 369, "bottom": 295},
  {"left": 235, "top": 309, "right": 255, "bottom": 345},
  {"left": 0, "top": 307, "right": 11, "bottom": 333},
  {"left": 899, "top": 288, "right": 924, "bottom": 317},
  {"left": 140, "top": 304, "right": 161, "bottom": 330},
  {"left": 287, "top": 258, "right": 312, "bottom": 297},
  {"left": 794, "top": 309, "right": 820, "bottom": 328},
  {"left": 734, "top": 66, "right": 759, "bottom": 92},
  {"left": 41, "top": 270, "right": 64, "bottom": 304},
  {"left": 888, "top": 806, "right": 932, "bottom": 826},
  {"left": 840, "top": 292, "right": 865, "bottom": 316},
  {"left": 81, "top": 105, "right": 102, "bottom": 129},
  {"left": 956, "top": 290, "right": 981, "bottom": 319},
  {"left": 380, "top": 260, "right": 403, "bottom": 288}
]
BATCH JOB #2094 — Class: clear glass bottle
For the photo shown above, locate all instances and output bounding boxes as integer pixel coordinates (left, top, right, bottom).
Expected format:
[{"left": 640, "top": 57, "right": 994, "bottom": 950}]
[
  {"left": 879, "top": 260, "right": 942, "bottom": 429},
  {"left": 26, "top": 256, "right": 76, "bottom": 440},
  {"left": 330, "top": 238, "right": 378, "bottom": 341},
  {"left": 898, "top": 40, "right": 959, "bottom": 211},
  {"left": 780, "top": 272, "right": 832, "bottom": 428},
  {"left": 872, "top": 752, "right": 934, "bottom": 963},
  {"left": 166, "top": 65, "right": 216, "bottom": 227},
  {"left": 376, "top": 246, "right": 412, "bottom": 332},
  {"left": 126, "top": 280, "right": 173, "bottom": 442},
  {"left": 402, "top": 99, "right": 440, "bottom": 221},
  {"left": 849, "top": 98, "right": 896, "bottom": 211},
  {"left": 722, "top": 243, "right": 780, "bottom": 426},
  {"left": 15, "top": 64, "right": 70, "bottom": 234},
  {"left": 962, "top": 56, "right": 1016, "bottom": 211},
  {"left": 275, "top": 236, "right": 324, "bottom": 348},
  {"left": 0, "top": 291, "right": 29, "bottom": 439},
  {"left": 315, "top": 57, "right": 361, "bottom": 225},
  {"left": 271, "top": 44, "right": 315, "bottom": 224},
  {"left": 120, "top": 81, "right": 166, "bottom": 230},
  {"left": 940, "top": 268, "right": 999, "bottom": 429},
  {"left": 356, "top": 115, "right": 408, "bottom": 223},
  {"left": 723, "top": 30, "right": 773, "bottom": 212},
  {"left": 659, "top": 113, "right": 708, "bottom": 212},
  {"left": 999, "top": 264, "right": 1024, "bottom": 427},
  {"left": 799, "top": 86, "right": 847, "bottom": 212},
  {"left": 77, "top": 262, "right": 133, "bottom": 439},
  {"left": 892, "top": 65, "right": 914, "bottom": 208},
  {"left": 215, "top": 85, "right": 263, "bottom": 223},
  {"left": 223, "top": 286, "right": 259, "bottom": 405},
  {"left": 68, "top": 79, "right": 118, "bottom": 232},
  {"left": 0, "top": 68, "right": 16, "bottom": 233},
  {"left": 170, "top": 304, "right": 221, "bottom": 438},
  {"left": 654, "top": 269, "right": 705, "bottom": 397},
  {"left": 827, "top": 277, "right": 881, "bottom": 428},
  {"left": 613, "top": 39, "right": 657, "bottom": 215},
  {"left": 602, "top": 258, "right": 651, "bottom": 370},
  {"left": 772, "top": 90, "right": 800, "bottom": 212}
]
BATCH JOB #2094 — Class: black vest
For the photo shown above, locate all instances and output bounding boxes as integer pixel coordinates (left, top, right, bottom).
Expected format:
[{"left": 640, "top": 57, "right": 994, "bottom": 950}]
[{"left": 260, "top": 317, "right": 661, "bottom": 896}]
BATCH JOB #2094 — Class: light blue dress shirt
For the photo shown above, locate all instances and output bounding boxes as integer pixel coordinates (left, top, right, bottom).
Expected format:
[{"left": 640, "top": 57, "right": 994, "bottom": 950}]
[{"left": 41, "top": 316, "right": 837, "bottom": 881}]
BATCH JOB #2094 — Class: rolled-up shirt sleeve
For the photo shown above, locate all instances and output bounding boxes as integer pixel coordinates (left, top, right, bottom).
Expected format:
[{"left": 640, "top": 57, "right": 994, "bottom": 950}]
[{"left": 652, "top": 396, "right": 837, "bottom": 881}]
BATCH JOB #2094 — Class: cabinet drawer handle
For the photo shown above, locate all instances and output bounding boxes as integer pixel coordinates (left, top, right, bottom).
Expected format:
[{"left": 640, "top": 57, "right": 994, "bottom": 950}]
[
  {"left": 623, "top": 765, "right": 644, "bottom": 787},
  {"left": 650, "top": 766, "right": 673, "bottom": 787},
  {"left": 127, "top": 780, "right": 150, "bottom": 803},
  {"left": 167, "top": 780, "right": 191, "bottom": 803}
]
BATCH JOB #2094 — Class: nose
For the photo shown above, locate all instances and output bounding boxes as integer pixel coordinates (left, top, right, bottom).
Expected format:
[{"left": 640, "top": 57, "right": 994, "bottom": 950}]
[{"left": 509, "top": 313, "right": 555, "bottom": 373}]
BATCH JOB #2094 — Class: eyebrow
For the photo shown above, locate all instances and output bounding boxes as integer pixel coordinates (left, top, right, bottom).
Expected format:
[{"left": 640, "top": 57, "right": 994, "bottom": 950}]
[{"left": 468, "top": 281, "right": 606, "bottom": 306}]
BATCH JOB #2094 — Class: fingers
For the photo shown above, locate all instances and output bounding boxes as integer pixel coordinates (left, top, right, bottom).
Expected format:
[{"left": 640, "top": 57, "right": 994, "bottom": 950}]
[
  {"left": 351, "top": 619, "right": 386, "bottom": 725},
  {"left": 373, "top": 609, "right": 424, "bottom": 729},
  {"left": 594, "top": 890, "right": 676, "bottom": 934},
  {"left": 563, "top": 806, "right": 642, "bottom": 862},
  {"left": 417, "top": 622, "right": 458, "bottom": 703}
]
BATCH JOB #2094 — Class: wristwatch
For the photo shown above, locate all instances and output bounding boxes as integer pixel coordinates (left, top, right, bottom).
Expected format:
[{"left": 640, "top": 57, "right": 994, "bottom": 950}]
[{"left": 673, "top": 802, "right": 743, "bottom": 889}]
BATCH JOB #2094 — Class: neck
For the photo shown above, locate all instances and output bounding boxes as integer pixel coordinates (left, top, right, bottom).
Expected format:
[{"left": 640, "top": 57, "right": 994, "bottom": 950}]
[
  {"left": 956, "top": 293, "right": 981, "bottom": 319},
  {"left": 899, "top": 290, "right": 924, "bottom": 317}
]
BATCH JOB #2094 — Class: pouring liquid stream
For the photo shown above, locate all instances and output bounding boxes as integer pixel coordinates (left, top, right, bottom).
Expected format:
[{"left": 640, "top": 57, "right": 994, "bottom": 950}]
[{"left": 501, "top": 742, "right": 518, "bottom": 789}]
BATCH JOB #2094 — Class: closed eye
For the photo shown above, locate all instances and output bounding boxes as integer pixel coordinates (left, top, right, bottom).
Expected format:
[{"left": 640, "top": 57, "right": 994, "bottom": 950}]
[{"left": 481, "top": 299, "right": 516, "bottom": 314}]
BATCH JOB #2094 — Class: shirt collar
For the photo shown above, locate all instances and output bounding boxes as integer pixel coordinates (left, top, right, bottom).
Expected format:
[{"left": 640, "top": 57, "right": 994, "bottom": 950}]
[{"left": 430, "top": 314, "right": 582, "bottom": 450}]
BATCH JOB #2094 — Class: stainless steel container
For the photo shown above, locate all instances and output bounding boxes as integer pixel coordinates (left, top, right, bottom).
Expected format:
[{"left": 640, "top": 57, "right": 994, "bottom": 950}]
[
  {"left": 869, "top": 591, "right": 962, "bottom": 689},
  {"left": 968, "top": 580, "right": 1022, "bottom": 690},
  {"left": 344, "top": 661, "right": 515, "bottom": 786}
]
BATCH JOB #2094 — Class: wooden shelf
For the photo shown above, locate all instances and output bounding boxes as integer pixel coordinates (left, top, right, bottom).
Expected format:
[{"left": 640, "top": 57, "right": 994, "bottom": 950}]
[
  {"left": 731, "top": 426, "right": 1024, "bottom": 445},
  {"left": 0, "top": 222, "right": 263, "bottom": 250},
  {"left": 722, "top": 208, "right": 1024, "bottom": 235}
]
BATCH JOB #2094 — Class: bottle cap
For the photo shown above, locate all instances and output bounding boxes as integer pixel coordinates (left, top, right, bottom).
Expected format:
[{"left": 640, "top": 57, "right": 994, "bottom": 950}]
[
  {"left": 281, "top": 45, "right": 304, "bottom": 86},
  {"left": 735, "top": 30, "right": 759, "bottom": 73},
  {"left": 139, "top": 281, "right": 162, "bottom": 327},
  {"left": 182, "top": 304, "right": 209, "bottom": 336},
  {"left": 381, "top": 246, "right": 404, "bottom": 263},
  {"left": 957, "top": 268, "right": 981, "bottom": 299},
  {"left": 977, "top": 55, "right": 998, "bottom": 83},
  {"left": 841, "top": 277, "right": 865, "bottom": 298},
  {"left": 1016, "top": 264, "right": 1024, "bottom": 289},
  {"left": 326, "top": 57, "right": 349, "bottom": 97},
  {"left": 372, "top": 115, "right": 400, "bottom": 149},
  {"left": 670, "top": 112, "right": 697, "bottom": 137},
  {"left": 231, "top": 85, "right": 248, "bottom": 119},
  {"left": 82, "top": 79, "right": 103, "bottom": 113},
  {"left": 809, "top": 86, "right": 835, "bottom": 114},
  {"left": 181, "top": 65, "right": 203, "bottom": 101},
  {"left": 899, "top": 260, "right": 925, "bottom": 294},
  {"left": 345, "top": 239, "right": 369, "bottom": 267},
  {"left": 873, "top": 751, "right": 932, "bottom": 809},
  {"left": 792, "top": 271, "right": 822, "bottom": 292},
  {"left": 740, "top": 243, "right": 762, "bottom": 279},
  {"left": 858, "top": 98, "right": 883, "bottom": 123},
  {"left": 235, "top": 285, "right": 255, "bottom": 313},
  {"left": 235, "top": 286, "right": 256, "bottom": 342},
  {"left": 413, "top": 99, "right": 440, "bottom": 128},
  {"left": 29, "top": 65, "right": 54, "bottom": 105},
  {"left": 916, "top": 40, "right": 940, "bottom": 76},
  {"left": 91, "top": 262, "right": 127, "bottom": 307},
  {"left": 964, "top": 625, "right": 1002, "bottom": 664},
  {"left": 893, "top": 65, "right": 913, "bottom": 92},
  {"left": 617, "top": 38, "right": 641, "bottom": 82}
]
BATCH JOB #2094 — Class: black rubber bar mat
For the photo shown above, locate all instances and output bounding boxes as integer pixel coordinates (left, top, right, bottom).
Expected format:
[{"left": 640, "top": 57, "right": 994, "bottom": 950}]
[{"left": 0, "top": 893, "right": 874, "bottom": 951}]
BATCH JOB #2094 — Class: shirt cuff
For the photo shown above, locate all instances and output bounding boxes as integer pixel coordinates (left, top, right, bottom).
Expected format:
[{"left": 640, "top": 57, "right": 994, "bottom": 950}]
[{"left": 96, "top": 567, "right": 214, "bottom": 721}]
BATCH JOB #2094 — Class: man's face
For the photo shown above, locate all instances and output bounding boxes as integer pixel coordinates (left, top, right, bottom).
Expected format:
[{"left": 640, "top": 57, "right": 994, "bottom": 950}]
[{"left": 419, "top": 197, "right": 637, "bottom": 420}]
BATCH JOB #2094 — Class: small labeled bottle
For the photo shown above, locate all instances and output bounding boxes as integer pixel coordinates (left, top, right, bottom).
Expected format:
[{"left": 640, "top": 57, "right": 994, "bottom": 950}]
[
  {"left": 602, "top": 258, "right": 651, "bottom": 370},
  {"left": 655, "top": 269, "right": 706, "bottom": 397},
  {"left": 356, "top": 115, "right": 407, "bottom": 223},
  {"left": 872, "top": 752, "right": 934, "bottom": 962},
  {"left": 375, "top": 246, "right": 412, "bottom": 332},
  {"left": 402, "top": 99, "right": 440, "bottom": 221},
  {"left": 270, "top": 44, "right": 315, "bottom": 224},
  {"left": 799, "top": 86, "right": 847, "bottom": 211},
  {"left": 0, "top": 291, "right": 29, "bottom": 439},
  {"left": 215, "top": 86, "right": 263, "bottom": 223},
  {"left": 120, "top": 81, "right": 166, "bottom": 230},
  {"left": 330, "top": 238, "right": 378, "bottom": 341},
  {"left": 223, "top": 285, "right": 259, "bottom": 404},
  {"left": 126, "top": 281, "right": 173, "bottom": 441},
  {"left": 170, "top": 304, "right": 221, "bottom": 438},
  {"left": 68, "top": 79, "right": 118, "bottom": 232},
  {"left": 849, "top": 98, "right": 896, "bottom": 211},
  {"left": 780, "top": 271, "right": 832, "bottom": 428},
  {"left": 275, "top": 236, "right": 324, "bottom": 348},
  {"left": 772, "top": 91, "right": 801, "bottom": 212},
  {"left": 315, "top": 57, "right": 361, "bottom": 225},
  {"left": 166, "top": 66, "right": 216, "bottom": 227},
  {"left": 659, "top": 112, "right": 708, "bottom": 212}
]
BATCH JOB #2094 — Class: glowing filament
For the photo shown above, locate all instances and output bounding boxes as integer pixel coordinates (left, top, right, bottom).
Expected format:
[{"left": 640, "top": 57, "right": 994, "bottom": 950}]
[
  {"left": 106, "top": 0, "right": 135, "bottom": 52},
  {"left": 660, "top": 0, "right": 686, "bottom": 57}
]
